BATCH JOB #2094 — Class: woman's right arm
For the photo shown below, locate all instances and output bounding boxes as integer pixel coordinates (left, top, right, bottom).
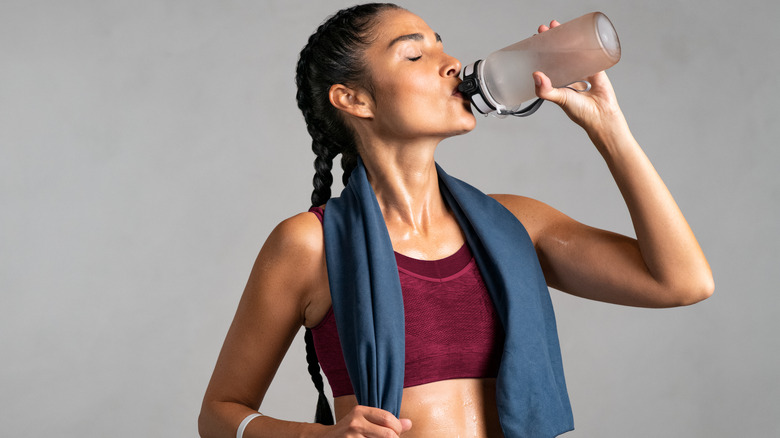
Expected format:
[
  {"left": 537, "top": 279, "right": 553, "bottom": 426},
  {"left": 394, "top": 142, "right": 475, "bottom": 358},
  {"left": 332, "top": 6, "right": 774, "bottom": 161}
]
[
  {"left": 198, "top": 213, "right": 411, "bottom": 438},
  {"left": 198, "top": 212, "right": 328, "bottom": 437}
]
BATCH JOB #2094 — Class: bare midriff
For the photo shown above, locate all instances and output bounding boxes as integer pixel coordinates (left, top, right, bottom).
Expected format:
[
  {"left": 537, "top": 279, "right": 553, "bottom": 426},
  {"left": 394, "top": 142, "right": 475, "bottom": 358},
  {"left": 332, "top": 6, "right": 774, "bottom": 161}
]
[{"left": 333, "top": 378, "right": 504, "bottom": 437}]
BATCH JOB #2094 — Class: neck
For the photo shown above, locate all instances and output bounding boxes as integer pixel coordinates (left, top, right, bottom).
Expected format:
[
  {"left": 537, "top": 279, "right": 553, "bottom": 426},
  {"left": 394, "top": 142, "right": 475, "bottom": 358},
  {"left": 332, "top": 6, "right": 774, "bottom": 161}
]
[{"left": 358, "top": 138, "right": 447, "bottom": 232}]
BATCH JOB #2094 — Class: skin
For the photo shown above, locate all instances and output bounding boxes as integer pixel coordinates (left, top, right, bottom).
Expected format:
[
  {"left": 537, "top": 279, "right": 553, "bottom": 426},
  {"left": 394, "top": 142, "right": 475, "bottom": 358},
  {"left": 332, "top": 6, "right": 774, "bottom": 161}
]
[{"left": 199, "top": 9, "right": 714, "bottom": 438}]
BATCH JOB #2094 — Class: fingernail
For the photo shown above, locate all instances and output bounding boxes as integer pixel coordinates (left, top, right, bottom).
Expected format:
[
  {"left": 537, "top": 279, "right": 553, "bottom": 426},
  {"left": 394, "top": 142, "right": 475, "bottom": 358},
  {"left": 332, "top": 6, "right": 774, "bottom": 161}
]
[{"left": 534, "top": 75, "right": 541, "bottom": 87}]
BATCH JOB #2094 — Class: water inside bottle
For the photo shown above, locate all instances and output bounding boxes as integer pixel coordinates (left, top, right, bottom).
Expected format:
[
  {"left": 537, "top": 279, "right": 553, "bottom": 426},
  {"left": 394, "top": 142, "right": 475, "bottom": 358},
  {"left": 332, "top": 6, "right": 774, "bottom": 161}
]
[{"left": 483, "top": 48, "right": 609, "bottom": 107}]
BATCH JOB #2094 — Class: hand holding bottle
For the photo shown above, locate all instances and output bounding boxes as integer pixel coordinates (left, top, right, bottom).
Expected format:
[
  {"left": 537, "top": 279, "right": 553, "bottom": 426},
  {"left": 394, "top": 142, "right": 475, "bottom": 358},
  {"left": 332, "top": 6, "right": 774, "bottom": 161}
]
[
  {"left": 458, "top": 11, "right": 621, "bottom": 117},
  {"left": 533, "top": 20, "right": 627, "bottom": 140}
]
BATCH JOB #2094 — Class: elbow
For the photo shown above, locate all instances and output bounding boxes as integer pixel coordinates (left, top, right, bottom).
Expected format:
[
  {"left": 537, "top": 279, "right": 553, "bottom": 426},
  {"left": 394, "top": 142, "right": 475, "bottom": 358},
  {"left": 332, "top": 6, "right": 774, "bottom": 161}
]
[
  {"left": 197, "top": 410, "right": 209, "bottom": 438},
  {"left": 669, "top": 272, "right": 715, "bottom": 307},
  {"left": 197, "top": 403, "right": 218, "bottom": 438}
]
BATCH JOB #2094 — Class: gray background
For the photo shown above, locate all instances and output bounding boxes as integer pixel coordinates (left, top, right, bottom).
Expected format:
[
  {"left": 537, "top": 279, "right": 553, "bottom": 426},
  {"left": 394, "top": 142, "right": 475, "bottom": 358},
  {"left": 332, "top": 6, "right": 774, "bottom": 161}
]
[{"left": 1, "top": 0, "right": 778, "bottom": 436}]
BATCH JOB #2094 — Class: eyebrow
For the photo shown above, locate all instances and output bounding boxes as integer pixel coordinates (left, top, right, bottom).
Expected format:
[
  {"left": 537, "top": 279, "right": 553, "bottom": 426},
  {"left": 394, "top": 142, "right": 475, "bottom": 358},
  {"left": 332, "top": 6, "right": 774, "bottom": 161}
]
[{"left": 387, "top": 32, "right": 442, "bottom": 49}]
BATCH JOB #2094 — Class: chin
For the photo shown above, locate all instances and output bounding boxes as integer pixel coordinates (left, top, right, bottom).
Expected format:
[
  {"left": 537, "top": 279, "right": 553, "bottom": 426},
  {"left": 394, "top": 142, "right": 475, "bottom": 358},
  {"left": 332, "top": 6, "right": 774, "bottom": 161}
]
[
  {"left": 458, "top": 113, "right": 478, "bottom": 134},
  {"left": 446, "top": 123, "right": 476, "bottom": 138}
]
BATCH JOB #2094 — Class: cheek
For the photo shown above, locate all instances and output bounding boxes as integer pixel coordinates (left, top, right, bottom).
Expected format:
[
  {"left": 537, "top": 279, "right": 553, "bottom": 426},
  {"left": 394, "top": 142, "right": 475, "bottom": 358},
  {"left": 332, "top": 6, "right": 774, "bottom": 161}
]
[{"left": 377, "top": 73, "right": 431, "bottom": 110}]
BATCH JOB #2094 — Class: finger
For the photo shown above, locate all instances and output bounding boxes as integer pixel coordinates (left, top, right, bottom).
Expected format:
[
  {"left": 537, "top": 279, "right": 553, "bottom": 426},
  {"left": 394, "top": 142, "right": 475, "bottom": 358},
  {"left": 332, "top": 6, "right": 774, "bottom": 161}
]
[
  {"left": 399, "top": 418, "right": 413, "bottom": 433},
  {"left": 533, "top": 71, "right": 567, "bottom": 105},
  {"left": 538, "top": 20, "right": 560, "bottom": 34},
  {"left": 362, "top": 407, "right": 405, "bottom": 435},
  {"left": 588, "top": 70, "right": 612, "bottom": 90}
]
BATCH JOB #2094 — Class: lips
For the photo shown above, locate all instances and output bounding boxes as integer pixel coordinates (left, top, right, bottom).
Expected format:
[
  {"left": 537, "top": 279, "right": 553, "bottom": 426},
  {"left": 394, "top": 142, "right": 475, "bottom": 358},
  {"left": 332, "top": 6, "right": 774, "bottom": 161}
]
[{"left": 452, "top": 83, "right": 465, "bottom": 99}]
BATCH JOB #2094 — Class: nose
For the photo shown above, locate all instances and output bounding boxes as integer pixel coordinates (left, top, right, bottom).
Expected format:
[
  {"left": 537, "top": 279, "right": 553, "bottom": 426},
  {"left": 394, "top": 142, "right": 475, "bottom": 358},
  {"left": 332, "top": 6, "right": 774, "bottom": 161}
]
[{"left": 441, "top": 53, "right": 462, "bottom": 78}]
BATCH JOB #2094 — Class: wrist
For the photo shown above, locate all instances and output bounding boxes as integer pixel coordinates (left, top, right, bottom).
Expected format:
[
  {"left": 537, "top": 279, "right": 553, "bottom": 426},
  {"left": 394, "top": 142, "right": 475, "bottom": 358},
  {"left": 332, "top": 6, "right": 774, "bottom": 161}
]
[
  {"left": 238, "top": 415, "right": 329, "bottom": 438},
  {"left": 238, "top": 413, "right": 264, "bottom": 438},
  {"left": 586, "top": 112, "right": 633, "bottom": 155},
  {"left": 300, "top": 422, "right": 329, "bottom": 438}
]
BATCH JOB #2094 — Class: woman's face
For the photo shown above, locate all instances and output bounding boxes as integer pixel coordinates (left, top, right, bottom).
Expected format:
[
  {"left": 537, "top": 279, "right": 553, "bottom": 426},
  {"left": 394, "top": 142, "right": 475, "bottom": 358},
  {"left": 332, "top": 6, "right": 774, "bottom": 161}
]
[{"left": 359, "top": 9, "right": 476, "bottom": 143}]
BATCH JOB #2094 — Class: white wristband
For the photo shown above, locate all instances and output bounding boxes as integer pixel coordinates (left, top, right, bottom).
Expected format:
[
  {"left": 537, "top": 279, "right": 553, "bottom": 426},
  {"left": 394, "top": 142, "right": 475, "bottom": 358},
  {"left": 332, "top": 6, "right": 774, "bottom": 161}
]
[{"left": 236, "top": 412, "right": 263, "bottom": 438}]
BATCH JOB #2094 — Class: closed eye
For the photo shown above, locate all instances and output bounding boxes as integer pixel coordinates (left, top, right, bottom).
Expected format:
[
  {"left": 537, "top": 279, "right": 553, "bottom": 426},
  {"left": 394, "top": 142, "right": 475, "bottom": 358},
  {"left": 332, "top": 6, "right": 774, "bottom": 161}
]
[{"left": 408, "top": 55, "right": 422, "bottom": 62}]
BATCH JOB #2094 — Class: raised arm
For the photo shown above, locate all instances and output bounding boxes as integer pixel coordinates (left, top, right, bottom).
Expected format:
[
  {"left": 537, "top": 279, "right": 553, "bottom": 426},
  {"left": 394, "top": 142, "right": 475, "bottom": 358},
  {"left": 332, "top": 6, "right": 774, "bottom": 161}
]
[{"left": 492, "top": 21, "right": 713, "bottom": 308}]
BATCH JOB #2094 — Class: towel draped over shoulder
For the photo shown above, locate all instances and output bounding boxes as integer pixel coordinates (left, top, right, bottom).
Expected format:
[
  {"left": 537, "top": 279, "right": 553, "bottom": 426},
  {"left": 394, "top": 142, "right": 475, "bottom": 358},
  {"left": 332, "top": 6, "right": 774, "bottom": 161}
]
[{"left": 322, "top": 158, "right": 574, "bottom": 437}]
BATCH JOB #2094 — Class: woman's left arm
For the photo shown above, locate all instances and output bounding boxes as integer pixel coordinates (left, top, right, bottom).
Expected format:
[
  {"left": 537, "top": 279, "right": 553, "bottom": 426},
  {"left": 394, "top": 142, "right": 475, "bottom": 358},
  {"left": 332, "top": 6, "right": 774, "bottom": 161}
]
[{"left": 497, "top": 22, "right": 713, "bottom": 308}]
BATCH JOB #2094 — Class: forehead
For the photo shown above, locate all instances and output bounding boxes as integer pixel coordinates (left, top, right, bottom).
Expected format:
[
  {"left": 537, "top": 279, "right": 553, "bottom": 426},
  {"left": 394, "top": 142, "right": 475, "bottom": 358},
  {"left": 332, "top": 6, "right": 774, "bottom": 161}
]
[{"left": 370, "top": 9, "right": 434, "bottom": 45}]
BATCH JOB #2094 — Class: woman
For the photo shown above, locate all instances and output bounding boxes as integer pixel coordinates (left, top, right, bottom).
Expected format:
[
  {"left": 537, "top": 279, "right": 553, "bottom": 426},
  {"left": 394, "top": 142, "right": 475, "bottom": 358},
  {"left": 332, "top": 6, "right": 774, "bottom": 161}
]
[{"left": 199, "top": 3, "right": 713, "bottom": 437}]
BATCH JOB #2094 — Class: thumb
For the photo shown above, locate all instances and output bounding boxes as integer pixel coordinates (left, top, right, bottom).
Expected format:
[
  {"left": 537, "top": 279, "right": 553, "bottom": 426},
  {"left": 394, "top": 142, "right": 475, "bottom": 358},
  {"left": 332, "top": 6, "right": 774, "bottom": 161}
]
[
  {"left": 533, "top": 71, "right": 566, "bottom": 105},
  {"left": 399, "top": 418, "right": 413, "bottom": 432}
]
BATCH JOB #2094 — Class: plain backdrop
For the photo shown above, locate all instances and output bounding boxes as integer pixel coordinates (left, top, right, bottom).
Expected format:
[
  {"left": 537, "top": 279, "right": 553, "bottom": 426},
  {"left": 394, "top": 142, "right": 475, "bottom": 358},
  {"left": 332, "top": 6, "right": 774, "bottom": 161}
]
[{"left": 1, "top": 0, "right": 778, "bottom": 436}]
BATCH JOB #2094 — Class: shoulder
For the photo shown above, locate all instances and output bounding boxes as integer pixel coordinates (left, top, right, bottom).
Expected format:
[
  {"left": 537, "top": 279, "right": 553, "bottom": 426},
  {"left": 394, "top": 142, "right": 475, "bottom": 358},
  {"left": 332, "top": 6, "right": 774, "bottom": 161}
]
[
  {"left": 488, "top": 193, "right": 574, "bottom": 246},
  {"left": 264, "top": 211, "right": 324, "bottom": 260},
  {"left": 245, "top": 211, "right": 328, "bottom": 324}
]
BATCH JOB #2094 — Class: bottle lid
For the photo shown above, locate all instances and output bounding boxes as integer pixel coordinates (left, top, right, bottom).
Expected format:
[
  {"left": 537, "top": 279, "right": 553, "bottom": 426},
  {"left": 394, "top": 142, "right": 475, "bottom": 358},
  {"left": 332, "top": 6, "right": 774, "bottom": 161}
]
[{"left": 458, "top": 60, "right": 496, "bottom": 115}]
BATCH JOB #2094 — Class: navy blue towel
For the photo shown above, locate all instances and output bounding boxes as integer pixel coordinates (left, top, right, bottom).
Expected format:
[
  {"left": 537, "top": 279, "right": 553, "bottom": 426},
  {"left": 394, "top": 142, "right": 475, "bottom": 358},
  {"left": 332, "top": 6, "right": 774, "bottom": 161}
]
[{"left": 323, "top": 159, "right": 574, "bottom": 437}]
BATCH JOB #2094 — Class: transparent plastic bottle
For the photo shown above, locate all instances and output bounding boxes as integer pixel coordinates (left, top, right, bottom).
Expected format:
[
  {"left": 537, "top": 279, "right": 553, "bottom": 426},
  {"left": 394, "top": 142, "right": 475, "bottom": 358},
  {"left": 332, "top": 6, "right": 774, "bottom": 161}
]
[{"left": 459, "top": 12, "right": 621, "bottom": 115}]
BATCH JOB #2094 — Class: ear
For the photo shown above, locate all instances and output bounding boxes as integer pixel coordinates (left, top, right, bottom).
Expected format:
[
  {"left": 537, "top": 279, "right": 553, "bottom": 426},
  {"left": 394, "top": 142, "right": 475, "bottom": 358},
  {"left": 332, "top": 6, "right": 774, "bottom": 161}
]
[{"left": 329, "top": 84, "right": 374, "bottom": 119}]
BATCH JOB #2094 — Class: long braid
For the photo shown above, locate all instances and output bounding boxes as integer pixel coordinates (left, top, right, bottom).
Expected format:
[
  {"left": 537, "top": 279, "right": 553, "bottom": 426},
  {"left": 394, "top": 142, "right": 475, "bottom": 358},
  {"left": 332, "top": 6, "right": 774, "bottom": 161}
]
[
  {"left": 296, "top": 3, "right": 402, "bottom": 206},
  {"left": 294, "top": 3, "right": 403, "bottom": 424},
  {"left": 296, "top": 46, "right": 333, "bottom": 207},
  {"left": 341, "top": 151, "right": 358, "bottom": 187},
  {"left": 309, "top": 124, "right": 337, "bottom": 207},
  {"left": 304, "top": 328, "right": 334, "bottom": 425}
]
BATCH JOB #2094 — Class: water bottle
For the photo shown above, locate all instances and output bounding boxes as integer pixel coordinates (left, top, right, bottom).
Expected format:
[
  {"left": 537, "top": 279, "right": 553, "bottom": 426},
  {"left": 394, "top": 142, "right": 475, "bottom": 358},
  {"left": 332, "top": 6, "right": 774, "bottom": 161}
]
[{"left": 458, "top": 11, "right": 621, "bottom": 116}]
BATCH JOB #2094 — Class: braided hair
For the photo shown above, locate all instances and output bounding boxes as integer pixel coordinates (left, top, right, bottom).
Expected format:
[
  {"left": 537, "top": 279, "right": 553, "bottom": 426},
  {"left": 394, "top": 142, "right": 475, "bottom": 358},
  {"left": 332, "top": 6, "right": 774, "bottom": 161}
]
[
  {"left": 296, "top": 3, "right": 402, "bottom": 207},
  {"left": 294, "top": 3, "right": 403, "bottom": 425}
]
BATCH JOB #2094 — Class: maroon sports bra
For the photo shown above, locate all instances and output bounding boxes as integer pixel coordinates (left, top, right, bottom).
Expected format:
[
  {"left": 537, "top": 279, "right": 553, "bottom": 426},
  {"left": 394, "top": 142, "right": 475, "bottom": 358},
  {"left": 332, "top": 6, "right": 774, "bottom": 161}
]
[{"left": 309, "top": 206, "right": 505, "bottom": 397}]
